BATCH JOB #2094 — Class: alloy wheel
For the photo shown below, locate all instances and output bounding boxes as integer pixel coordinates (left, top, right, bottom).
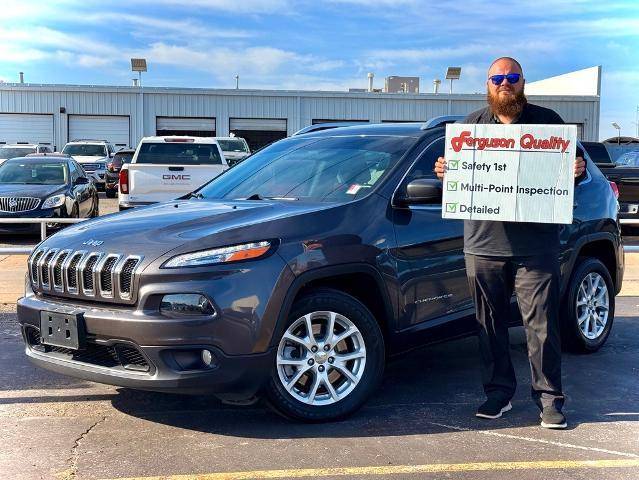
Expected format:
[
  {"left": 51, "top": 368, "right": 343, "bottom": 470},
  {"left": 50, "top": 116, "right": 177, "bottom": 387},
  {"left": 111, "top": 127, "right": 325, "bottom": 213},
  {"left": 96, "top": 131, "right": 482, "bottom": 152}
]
[
  {"left": 276, "top": 310, "right": 366, "bottom": 406},
  {"left": 576, "top": 272, "right": 609, "bottom": 340}
]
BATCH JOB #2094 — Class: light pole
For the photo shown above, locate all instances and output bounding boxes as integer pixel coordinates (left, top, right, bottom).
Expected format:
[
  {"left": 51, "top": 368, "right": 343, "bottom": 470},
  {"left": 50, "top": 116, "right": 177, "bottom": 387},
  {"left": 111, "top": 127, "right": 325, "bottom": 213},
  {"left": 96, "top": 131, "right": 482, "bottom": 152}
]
[
  {"left": 612, "top": 122, "right": 621, "bottom": 145},
  {"left": 131, "top": 58, "right": 147, "bottom": 146},
  {"left": 445, "top": 67, "right": 461, "bottom": 94}
]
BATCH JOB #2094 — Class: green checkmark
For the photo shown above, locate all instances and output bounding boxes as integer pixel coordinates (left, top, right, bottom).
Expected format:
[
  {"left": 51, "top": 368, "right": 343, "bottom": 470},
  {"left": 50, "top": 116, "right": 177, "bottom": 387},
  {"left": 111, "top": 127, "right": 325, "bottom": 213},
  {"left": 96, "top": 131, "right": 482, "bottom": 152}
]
[
  {"left": 447, "top": 181, "right": 458, "bottom": 191},
  {"left": 448, "top": 160, "right": 459, "bottom": 170},
  {"left": 446, "top": 203, "right": 458, "bottom": 213}
]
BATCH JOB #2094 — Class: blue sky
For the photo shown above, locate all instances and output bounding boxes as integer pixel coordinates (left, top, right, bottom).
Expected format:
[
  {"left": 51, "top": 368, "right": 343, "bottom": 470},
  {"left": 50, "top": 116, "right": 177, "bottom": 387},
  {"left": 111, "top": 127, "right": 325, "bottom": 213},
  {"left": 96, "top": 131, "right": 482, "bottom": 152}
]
[{"left": 1, "top": 0, "right": 638, "bottom": 140}]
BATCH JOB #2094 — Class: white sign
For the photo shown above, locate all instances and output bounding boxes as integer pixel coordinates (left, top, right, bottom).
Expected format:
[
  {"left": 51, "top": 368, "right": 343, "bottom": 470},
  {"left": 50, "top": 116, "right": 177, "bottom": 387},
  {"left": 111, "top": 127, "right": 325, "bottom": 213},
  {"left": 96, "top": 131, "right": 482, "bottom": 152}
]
[{"left": 442, "top": 123, "right": 577, "bottom": 224}]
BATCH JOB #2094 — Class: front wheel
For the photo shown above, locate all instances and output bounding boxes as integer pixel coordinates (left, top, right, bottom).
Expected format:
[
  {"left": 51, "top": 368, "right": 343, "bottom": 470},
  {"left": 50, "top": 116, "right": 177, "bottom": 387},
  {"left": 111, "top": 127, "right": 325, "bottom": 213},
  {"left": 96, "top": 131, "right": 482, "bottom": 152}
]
[
  {"left": 265, "top": 288, "right": 385, "bottom": 422},
  {"left": 561, "top": 257, "right": 615, "bottom": 353}
]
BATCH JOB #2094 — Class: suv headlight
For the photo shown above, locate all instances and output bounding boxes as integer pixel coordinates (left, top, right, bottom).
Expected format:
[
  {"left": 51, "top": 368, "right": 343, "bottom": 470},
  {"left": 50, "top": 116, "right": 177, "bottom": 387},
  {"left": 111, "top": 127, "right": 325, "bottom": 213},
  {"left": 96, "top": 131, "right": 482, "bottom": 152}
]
[
  {"left": 162, "top": 241, "right": 272, "bottom": 268},
  {"left": 42, "top": 194, "right": 66, "bottom": 209}
]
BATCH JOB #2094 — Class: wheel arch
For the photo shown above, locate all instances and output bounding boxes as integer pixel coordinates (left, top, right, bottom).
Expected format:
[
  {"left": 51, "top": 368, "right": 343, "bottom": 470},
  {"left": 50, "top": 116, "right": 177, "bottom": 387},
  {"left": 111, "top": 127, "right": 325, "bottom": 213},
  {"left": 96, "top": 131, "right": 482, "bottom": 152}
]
[
  {"left": 271, "top": 264, "right": 395, "bottom": 349},
  {"left": 566, "top": 232, "right": 621, "bottom": 296}
]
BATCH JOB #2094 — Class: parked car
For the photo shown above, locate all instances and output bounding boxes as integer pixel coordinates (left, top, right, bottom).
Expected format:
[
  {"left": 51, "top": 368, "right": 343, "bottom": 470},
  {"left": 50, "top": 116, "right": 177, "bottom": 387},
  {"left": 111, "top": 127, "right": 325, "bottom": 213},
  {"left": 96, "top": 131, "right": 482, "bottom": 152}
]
[
  {"left": 118, "top": 136, "right": 228, "bottom": 210},
  {"left": 105, "top": 148, "right": 134, "bottom": 198},
  {"left": 0, "top": 143, "right": 54, "bottom": 164},
  {"left": 62, "top": 140, "right": 115, "bottom": 191},
  {"left": 582, "top": 141, "right": 639, "bottom": 220},
  {"left": 215, "top": 137, "right": 251, "bottom": 167},
  {"left": 17, "top": 121, "right": 622, "bottom": 422},
  {"left": 0, "top": 155, "right": 99, "bottom": 234}
]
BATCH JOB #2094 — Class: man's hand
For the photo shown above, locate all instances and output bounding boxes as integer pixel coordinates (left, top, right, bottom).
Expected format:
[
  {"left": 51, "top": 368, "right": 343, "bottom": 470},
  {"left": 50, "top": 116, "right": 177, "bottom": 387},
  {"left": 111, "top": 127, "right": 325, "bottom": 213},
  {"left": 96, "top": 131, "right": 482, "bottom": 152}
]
[
  {"left": 434, "top": 156, "right": 446, "bottom": 180},
  {"left": 574, "top": 156, "right": 585, "bottom": 178}
]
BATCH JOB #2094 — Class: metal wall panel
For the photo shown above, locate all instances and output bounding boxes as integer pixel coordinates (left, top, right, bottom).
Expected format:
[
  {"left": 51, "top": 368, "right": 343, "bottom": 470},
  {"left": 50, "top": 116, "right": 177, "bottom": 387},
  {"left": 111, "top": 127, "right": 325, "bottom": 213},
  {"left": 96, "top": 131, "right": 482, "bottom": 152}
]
[
  {"left": 229, "top": 118, "right": 287, "bottom": 131},
  {"left": 0, "top": 85, "right": 602, "bottom": 148},
  {"left": 156, "top": 117, "right": 216, "bottom": 131}
]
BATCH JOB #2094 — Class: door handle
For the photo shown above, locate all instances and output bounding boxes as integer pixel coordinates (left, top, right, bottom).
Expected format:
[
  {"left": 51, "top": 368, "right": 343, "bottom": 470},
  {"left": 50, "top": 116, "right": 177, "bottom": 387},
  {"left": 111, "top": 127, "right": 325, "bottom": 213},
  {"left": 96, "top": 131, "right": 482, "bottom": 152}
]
[{"left": 169, "top": 166, "right": 184, "bottom": 171}]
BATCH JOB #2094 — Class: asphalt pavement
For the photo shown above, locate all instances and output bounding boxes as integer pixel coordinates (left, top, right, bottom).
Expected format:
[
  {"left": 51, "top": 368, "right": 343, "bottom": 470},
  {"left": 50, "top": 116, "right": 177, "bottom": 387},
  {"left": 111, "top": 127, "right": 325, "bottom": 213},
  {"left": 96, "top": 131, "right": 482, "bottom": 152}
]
[{"left": 0, "top": 298, "right": 638, "bottom": 480}]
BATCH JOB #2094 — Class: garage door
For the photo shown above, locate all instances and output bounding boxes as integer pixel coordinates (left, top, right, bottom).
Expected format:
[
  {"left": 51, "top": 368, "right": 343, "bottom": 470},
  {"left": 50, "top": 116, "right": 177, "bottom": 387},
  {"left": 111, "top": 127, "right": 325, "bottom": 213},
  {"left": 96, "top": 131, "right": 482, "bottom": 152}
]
[
  {"left": 156, "top": 117, "right": 216, "bottom": 137},
  {"left": 229, "top": 118, "right": 287, "bottom": 131},
  {"left": 229, "top": 118, "right": 287, "bottom": 151},
  {"left": 0, "top": 114, "right": 54, "bottom": 145},
  {"left": 68, "top": 115, "right": 130, "bottom": 147}
]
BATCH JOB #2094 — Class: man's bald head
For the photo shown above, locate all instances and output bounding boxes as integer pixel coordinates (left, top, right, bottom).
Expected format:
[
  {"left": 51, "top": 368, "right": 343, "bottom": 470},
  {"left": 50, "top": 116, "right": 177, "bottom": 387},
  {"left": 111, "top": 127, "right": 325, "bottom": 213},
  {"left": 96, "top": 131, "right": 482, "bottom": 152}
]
[{"left": 488, "top": 57, "right": 523, "bottom": 76}]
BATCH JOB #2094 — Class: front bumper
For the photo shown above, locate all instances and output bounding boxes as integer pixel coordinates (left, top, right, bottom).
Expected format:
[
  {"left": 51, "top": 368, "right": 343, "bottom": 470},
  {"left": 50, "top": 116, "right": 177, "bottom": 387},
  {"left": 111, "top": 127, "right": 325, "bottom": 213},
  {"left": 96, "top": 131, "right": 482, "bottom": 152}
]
[
  {"left": 619, "top": 201, "right": 639, "bottom": 220},
  {"left": 17, "top": 294, "right": 274, "bottom": 398}
]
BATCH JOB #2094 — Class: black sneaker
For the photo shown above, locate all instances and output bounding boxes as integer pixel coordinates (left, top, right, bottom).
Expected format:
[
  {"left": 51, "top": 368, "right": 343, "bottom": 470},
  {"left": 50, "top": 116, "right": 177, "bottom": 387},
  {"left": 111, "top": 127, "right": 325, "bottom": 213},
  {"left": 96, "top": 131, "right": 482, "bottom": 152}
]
[
  {"left": 540, "top": 406, "right": 567, "bottom": 429},
  {"left": 476, "top": 398, "right": 512, "bottom": 419}
]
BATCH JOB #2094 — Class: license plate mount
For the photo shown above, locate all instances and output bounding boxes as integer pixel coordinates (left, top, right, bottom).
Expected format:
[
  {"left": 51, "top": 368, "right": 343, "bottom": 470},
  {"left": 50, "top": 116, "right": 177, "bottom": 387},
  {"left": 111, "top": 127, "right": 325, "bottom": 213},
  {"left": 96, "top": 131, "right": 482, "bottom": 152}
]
[{"left": 39, "top": 311, "right": 86, "bottom": 350}]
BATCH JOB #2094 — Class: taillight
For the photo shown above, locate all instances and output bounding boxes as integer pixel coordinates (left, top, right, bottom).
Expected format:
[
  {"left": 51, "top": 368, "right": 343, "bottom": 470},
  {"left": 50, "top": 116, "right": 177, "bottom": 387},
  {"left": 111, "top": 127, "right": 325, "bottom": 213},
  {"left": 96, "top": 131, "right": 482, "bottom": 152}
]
[
  {"left": 609, "top": 181, "right": 619, "bottom": 199},
  {"left": 119, "top": 169, "right": 129, "bottom": 194}
]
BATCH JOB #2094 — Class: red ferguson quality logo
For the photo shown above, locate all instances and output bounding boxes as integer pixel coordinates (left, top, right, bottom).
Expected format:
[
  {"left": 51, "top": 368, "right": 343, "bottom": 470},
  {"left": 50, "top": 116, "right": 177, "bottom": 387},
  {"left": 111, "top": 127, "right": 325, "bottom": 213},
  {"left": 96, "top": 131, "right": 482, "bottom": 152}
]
[{"left": 451, "top": 131, "right": 570, "bottom": 153}]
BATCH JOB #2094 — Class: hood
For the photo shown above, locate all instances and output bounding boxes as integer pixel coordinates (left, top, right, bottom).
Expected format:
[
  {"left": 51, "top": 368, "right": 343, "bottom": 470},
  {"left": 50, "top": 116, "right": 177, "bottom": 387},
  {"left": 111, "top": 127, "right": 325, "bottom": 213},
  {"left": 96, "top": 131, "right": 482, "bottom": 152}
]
[
  {"left": 223, "top": 152, "right": 249, "bottom": 159},
  {"left": 41, "top": 198, "right": 334, "bottom": 259},
  {"left": 0, "top": 183, "right": 65, "bottom": 199},
  {"left": 73, "top": 156, "right": 108, "bottom": 163}
]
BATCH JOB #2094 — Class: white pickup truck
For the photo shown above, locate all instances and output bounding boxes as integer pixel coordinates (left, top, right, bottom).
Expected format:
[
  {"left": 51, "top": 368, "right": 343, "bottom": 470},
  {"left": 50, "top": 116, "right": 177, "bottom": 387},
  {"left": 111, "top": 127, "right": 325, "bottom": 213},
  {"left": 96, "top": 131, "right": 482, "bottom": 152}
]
[{"left": 118, "top": 136, "right": 228, "bottom": 210}]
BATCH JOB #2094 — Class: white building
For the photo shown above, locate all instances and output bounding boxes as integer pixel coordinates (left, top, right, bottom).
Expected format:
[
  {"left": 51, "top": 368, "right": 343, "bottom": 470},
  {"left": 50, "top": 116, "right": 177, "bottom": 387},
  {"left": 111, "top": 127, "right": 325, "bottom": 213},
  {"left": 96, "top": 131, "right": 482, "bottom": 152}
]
[{"left": 0, "top": 67, "right": 601, "bottom": 151}]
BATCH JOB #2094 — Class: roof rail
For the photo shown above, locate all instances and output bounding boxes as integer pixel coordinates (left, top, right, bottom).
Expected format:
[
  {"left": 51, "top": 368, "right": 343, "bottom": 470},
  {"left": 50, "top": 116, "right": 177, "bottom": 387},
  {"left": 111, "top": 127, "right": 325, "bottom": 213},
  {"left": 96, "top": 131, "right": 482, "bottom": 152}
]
[
  {"left": 421, "top": 115, "right": 465, "bottom": 130},
  {"left": 70, "top": 139, "right": 109, "bottom": 143}
]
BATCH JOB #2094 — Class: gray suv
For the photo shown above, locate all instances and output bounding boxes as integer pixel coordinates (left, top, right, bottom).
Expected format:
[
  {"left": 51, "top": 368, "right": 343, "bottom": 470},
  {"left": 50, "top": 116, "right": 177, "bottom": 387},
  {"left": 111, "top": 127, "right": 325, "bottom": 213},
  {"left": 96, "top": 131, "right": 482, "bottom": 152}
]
[{"left": 18, "top": 122, "right": 623, "bottom": 422}]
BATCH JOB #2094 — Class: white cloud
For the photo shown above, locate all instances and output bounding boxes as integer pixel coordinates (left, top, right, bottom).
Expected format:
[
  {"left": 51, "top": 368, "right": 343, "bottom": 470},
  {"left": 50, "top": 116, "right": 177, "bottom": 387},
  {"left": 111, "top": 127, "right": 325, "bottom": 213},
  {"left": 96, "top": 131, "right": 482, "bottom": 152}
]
[{"left": 132, "top": 0, "right": 290, "bottom": 13}]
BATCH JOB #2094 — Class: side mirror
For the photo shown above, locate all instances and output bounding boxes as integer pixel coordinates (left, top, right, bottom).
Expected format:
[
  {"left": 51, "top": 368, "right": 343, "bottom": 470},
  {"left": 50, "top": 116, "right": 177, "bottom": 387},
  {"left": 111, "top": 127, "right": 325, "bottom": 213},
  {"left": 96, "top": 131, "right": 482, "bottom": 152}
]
[
  {"left": 397, "top": 178, "right": 442, "bottom": 206},
  {"left": 74, "top": 176, "right": 89, "bottom": 185}
]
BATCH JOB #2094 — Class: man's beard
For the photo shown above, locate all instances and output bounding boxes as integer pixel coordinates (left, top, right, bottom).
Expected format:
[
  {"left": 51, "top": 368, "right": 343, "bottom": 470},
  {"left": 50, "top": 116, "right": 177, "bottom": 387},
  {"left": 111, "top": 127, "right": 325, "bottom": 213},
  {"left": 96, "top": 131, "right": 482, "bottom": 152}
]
[{"left": 487, "top": 88, "right": 527, "bottom": 118}]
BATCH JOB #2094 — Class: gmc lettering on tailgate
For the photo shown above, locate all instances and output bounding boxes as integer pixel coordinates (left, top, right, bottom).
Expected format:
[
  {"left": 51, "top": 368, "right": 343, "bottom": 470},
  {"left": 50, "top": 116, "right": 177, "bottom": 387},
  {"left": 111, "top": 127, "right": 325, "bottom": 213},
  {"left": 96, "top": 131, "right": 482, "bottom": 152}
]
[{"left": 163, "top": 174, "right": 191, "bottom": 181}]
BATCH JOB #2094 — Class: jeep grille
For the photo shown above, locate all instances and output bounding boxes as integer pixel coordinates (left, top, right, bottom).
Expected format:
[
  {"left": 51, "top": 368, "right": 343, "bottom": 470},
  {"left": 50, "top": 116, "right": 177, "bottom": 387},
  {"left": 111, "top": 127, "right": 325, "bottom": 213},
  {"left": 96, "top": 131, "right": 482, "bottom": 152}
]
[{"left": 28, "top": 247, "right": 143, "bottom": 304}]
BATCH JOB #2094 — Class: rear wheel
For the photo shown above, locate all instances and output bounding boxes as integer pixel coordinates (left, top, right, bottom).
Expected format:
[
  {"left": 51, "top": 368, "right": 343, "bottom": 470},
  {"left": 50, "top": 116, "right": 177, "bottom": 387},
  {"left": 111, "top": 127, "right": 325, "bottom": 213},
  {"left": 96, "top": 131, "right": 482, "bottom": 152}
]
[
  {"left": 561, "top": 257, "right": 614, "bottom": 353},
  {"left": 266, "top": 288, "right": 385, "bottom": 422}
]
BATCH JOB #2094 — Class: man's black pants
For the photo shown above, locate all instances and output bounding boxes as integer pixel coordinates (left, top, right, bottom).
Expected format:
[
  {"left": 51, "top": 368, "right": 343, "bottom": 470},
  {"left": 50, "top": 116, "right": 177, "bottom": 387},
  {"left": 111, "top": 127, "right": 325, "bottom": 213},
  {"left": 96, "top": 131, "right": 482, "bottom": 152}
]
[{"left": 465, "top": 253, "right": 564, "bottom": 410}]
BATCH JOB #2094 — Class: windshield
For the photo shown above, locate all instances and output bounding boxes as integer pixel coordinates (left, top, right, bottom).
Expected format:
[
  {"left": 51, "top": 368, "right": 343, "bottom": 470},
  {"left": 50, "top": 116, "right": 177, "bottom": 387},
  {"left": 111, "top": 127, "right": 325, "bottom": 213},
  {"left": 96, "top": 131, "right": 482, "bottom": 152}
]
[
  {"left": 113, "top": 152, "right": 133, "bottom": 167},
  {"left": 615, "top": 151, "right": 639, "bottom": 167},
  {"left": 0, "top": 147, "right": 36, "bottom": 159},
  {"left": 136, "top": 142, "right": 223, "bottom": 165},
  {"left": 198, "top": 135, "right": 417, "bottom": 202},
  {"left": 0, "top": 161, "right": 68, "bottom": 184},
  {"left": 217, "top": 139, "right": 249, "bottom": 153},
  {"left": 62, "top": 144, "right": 107, "bottom": 157}
]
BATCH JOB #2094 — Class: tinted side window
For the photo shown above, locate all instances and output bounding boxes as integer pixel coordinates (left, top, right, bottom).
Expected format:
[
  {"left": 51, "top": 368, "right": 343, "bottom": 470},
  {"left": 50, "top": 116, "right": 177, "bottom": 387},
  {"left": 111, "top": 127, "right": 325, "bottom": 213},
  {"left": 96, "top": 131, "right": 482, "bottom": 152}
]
[
  {"left": 69, "top": 162, "right": 80, "bottom": 181},
  {"left": 404, "top": 137, "right": 445, "bottom": 184}
]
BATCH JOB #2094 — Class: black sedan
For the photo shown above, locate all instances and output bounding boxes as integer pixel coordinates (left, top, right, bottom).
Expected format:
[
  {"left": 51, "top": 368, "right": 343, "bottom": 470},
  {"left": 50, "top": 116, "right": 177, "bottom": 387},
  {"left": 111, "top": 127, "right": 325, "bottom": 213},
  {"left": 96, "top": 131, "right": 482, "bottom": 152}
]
[{"left": 0, "top": 156, "right": 99, "bottom": 234}]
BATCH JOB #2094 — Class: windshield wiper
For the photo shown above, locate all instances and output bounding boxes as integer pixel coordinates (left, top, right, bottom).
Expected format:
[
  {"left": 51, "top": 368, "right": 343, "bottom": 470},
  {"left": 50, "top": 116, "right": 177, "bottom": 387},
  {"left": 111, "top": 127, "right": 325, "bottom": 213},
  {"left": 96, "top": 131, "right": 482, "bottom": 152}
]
[{"left": 244, "top": 193, "right": 298, "bottom": 201}]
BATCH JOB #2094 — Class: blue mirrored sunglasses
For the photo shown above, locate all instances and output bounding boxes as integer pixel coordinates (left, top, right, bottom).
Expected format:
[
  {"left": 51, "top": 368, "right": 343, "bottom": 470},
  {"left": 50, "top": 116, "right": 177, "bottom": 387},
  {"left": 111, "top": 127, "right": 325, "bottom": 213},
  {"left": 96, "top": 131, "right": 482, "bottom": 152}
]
[{"left": 489, "top": 73, "right": 521, "bottom": 85}]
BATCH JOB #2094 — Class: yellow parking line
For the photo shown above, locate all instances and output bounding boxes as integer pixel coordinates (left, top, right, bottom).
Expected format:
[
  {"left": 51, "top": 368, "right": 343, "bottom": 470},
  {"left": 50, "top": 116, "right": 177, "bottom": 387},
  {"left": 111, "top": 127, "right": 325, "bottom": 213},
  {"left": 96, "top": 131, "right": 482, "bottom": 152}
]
[{"left": 104, "top": 459, "right": 639, "bottom": 480}]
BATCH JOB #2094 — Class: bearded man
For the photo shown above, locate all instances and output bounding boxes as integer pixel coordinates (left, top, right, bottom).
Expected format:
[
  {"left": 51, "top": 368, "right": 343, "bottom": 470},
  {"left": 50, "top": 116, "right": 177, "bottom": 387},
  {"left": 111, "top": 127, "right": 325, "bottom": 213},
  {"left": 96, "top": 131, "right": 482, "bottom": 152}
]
[{"left": 434, "top": 57, "right": 586, "bottom": 429}]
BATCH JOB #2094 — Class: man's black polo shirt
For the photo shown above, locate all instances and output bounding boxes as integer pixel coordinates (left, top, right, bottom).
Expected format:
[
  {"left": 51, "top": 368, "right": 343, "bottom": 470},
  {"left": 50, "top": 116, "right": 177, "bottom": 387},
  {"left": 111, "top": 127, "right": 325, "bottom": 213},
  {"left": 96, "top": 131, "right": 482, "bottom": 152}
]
[{"left": 461, "top": 102, "right": 577, "bottom": 257}]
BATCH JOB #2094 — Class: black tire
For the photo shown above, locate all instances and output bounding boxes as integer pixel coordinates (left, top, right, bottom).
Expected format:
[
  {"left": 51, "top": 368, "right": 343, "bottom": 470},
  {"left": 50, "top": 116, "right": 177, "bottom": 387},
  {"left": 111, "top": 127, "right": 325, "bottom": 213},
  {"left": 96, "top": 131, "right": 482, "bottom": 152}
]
[
  {"left": 105, "top": 189, "right": 116, "bottom": 198},
  {"left": 265, "top": 288, "right": 385, "bottom": 422},
  {"left": 561, "top": 257, "right": 615, "bottom": 353}
]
